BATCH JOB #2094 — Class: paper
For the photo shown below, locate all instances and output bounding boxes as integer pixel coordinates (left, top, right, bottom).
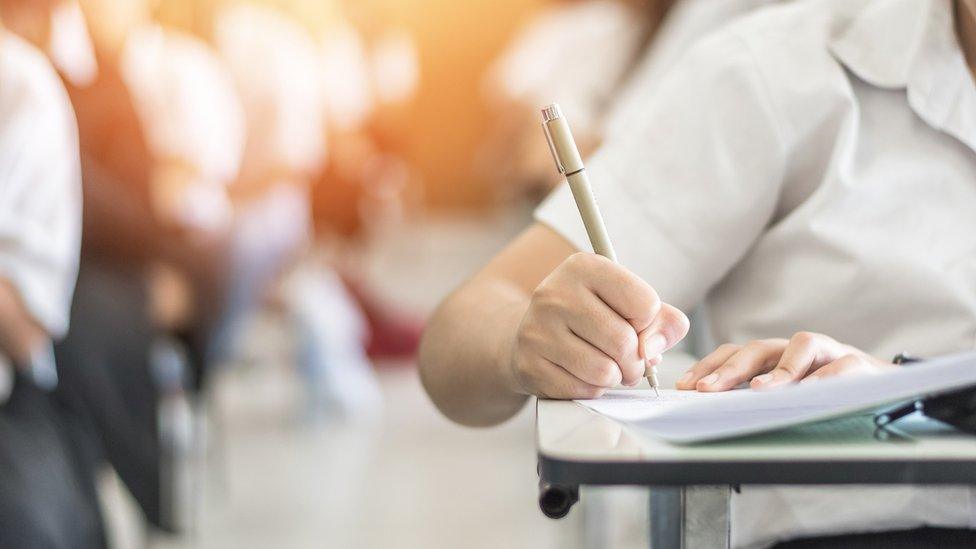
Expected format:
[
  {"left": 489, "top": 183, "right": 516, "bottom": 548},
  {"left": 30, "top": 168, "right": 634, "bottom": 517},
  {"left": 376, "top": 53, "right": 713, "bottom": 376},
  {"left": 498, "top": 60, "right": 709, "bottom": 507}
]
[
  {"left": 578, "top": 350, "right": 976, "bottom": 444},
  {"left": 576, "top": 389, "right": 727, "bottom": 421}
]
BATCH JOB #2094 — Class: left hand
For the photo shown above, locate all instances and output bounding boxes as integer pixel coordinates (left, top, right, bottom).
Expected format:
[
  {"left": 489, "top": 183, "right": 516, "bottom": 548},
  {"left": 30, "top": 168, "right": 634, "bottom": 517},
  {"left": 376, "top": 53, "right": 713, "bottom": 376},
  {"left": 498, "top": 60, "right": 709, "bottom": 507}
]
[{"left": 677, "top": 332, "right": 896, "bottom": 392}]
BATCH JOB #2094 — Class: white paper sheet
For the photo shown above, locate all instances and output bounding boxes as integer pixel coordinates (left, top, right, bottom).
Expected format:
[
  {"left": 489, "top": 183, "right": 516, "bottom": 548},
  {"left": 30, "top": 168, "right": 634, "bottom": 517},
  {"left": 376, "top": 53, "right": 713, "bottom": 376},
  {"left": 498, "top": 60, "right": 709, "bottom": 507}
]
[
  {"left": 577, "top": 351, "right": 976, "bottom": 444},
  {"left": 576, "top": 389, "right": 729, "bottom": 421}
]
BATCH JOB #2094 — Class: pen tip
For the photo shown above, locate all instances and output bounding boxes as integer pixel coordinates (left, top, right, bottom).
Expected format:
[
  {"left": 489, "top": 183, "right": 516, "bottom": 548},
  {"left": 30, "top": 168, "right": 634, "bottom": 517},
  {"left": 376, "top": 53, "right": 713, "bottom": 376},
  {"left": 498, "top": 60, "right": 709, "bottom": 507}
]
[{"left": 653, "top": 386, "right": 660, "bottom": 398}]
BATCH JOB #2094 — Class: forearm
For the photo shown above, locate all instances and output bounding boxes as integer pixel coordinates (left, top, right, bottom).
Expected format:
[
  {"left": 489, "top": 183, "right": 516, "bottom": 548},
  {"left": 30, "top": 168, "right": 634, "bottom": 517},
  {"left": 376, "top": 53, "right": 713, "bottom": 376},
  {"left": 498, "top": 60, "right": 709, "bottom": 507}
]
[
  {"left": 0, "top": 280, "right": 48, "bottom": 365},
  {"left": 419, "top": 275, "right": 531, "bottom": 427}
]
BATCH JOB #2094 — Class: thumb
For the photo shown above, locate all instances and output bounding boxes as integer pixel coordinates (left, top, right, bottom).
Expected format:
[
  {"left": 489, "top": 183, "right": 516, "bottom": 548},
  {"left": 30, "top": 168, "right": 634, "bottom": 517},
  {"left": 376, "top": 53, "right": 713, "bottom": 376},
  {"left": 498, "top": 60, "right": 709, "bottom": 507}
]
[{"left": 638, "top": 303, "right": 690, "bottom": 361}]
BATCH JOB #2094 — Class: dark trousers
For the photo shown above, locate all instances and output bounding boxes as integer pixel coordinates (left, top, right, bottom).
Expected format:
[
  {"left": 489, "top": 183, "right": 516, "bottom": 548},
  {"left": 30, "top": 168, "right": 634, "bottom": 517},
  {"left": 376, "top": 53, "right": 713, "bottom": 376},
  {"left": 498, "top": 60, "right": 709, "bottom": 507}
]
[
  {"left": 0, "top": 375, "right": 106, "bottom": 549},
  {"left": 54, "top": 260, "right": 165, "bottom": 530}
]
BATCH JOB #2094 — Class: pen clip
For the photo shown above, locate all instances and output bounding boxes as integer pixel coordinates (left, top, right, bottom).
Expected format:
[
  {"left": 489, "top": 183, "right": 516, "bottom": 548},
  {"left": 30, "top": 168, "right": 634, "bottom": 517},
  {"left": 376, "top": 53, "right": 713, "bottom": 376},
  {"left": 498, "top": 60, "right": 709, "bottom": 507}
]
[{"left": 542, "top": 122, "right": 566, "bottom": 175}]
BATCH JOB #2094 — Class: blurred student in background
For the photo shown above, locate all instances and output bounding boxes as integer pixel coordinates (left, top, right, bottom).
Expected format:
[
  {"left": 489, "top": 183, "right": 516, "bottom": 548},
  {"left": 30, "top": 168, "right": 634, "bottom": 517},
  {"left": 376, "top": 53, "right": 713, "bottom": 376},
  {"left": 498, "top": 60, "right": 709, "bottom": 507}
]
[
  {"left": 0, "top": 15, "right": 89, "bottom": 547},
  {"left": 213, "top": 0, "right": 384, "bottom": 418},
  {"left": 312, "top": 0, "right": 424, "bottom": 363},
  {"left": 2, "top": 0, "right": 245, "bottom": 532}
]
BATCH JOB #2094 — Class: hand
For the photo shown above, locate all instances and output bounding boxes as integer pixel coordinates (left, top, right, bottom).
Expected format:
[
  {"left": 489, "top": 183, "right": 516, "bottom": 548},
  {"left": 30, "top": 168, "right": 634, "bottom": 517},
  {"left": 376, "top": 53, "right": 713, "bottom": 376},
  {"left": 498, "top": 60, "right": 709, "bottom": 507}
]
[
  {"left": 677, "top": 332, "right": 895, "bottom": 392},
  {"left": 509, "top": 253, "right": 690, "bottom": 399}
]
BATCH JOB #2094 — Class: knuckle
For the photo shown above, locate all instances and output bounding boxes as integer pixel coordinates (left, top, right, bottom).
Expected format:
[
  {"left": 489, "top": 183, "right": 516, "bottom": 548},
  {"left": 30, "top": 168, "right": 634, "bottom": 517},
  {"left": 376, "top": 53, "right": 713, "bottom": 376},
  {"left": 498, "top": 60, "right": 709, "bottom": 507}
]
[
  {"left": 717, "top": 343, "right": 740, "bottom": 354},
  {"left": 610, "top": 329, "right": 638, "bottom": 358},
  {"left": 743, "top": 340, "right": 765, "bottom": 351},
  {"left": 642, "top": 286, "right": 662, "bottom": 313},
  {"left": 620, "top": 361, "right": 644, "bottom": 382},
  {"left": 790, "top": 331, "right": 818, "bottom": 346},
  {"left": 593, "top": 359, "right": 621, "bottom": 386},
  {"left": 566, "top": 252, "right": 598, "bottom": 271}
]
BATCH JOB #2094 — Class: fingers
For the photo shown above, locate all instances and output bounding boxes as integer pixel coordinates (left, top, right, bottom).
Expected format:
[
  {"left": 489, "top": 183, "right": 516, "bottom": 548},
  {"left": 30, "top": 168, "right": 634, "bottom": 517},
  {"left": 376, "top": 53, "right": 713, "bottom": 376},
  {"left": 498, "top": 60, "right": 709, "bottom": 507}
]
[
  {"left": 639, "top": 303, "right": 690, "bottom": 360},
  {"left": 567, "top": 253, "right": 662, "bottom": 332},
  {"left": 802, "top": 354, "right": 894, "bottom": 383},
  {"left": 521, "top": 356, "right": 607, "bottom": 400},
  {"left": 696, "top": 339, "right": 788, "bottom": 392},
  {"left": 751, "top": 332, "right": 847, "bottom": 389},
  {"left": 676, "top": 343, "right": 739, "bottom": 390},
  {"left": 541, "top": 328, "right": 625, "bottom": 388},
  {"left": 563, "top": 292, "right": 645, "bottom": 386}
]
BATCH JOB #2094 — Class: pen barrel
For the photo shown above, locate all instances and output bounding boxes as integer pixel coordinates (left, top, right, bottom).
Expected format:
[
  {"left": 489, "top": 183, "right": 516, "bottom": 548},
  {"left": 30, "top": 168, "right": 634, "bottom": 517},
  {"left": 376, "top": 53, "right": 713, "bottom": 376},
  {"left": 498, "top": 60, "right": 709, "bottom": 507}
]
[
  {"left": 543, "top": 115, "right": 585, "bottom": 174},
  {"left": 565, "top": 170, "right": 617, "bottom": 262}
]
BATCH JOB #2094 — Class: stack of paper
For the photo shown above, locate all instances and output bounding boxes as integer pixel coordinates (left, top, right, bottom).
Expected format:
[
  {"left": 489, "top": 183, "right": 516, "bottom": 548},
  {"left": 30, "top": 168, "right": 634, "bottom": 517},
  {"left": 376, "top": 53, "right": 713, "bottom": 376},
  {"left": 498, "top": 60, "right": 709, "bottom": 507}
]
[{"left": 575, "top": 351, "right": 976, "bottom": 443}]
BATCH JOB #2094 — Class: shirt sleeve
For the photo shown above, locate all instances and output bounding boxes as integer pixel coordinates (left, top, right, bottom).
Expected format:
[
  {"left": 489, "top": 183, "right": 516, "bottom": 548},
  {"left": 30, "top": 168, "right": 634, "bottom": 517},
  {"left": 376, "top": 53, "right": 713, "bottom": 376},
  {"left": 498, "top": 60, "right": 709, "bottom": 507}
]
[
  {"left": 0, "top": 36, "right": 82, "bottom": 338},
  {"left": 535, "top": 30, "right": 790, "bottom": 311}
]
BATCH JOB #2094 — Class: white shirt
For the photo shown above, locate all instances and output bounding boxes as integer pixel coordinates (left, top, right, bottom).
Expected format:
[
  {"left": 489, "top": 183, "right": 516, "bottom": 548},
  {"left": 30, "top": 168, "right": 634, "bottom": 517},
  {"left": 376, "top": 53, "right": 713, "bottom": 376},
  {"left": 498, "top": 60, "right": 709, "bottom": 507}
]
[
  {"left": 606, "top": 0, "right": 783, "bottom": 136},
  {"left": 0, "top": 33, "right": 82, "bottom": 339},
  {"left": 215, "top": 3, "right": 328, "bottom": 181},
  {"left": 536, "top": 0, "right": 976, "bottom": 546},
  {"left": 0, "top": 33, "right": 82, "bottom": 400},
  {"left": 122, "top": 25, "right": 246, "bottom": 230}
]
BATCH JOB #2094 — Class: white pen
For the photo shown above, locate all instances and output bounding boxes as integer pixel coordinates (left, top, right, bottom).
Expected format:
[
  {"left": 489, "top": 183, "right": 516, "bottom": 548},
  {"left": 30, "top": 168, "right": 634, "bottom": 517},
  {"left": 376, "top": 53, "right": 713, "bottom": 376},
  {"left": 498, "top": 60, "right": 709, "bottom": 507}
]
[{"left": 541, "top": 103, "right": 661, "bottom": 397}]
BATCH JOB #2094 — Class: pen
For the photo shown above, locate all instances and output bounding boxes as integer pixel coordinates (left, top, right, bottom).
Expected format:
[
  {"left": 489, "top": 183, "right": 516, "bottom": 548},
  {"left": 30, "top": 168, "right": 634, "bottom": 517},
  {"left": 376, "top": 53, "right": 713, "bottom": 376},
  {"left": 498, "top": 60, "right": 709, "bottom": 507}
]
[
  {"left": 874, "top": 400, "right": 922, "bottom": 428},
  {"left": 541, "top": 103, "right": 660, "bottom": 397}
]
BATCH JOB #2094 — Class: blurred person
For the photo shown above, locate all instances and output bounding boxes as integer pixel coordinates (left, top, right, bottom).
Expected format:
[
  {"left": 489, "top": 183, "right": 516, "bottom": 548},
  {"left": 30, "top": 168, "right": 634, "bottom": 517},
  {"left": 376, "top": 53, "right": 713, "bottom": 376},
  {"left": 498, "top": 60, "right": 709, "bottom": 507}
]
[
  {"left": 1, "top": 0, "right": 243, "bottom": 533},
  {"left": 421, "top": 0, "right": 976, "bottom": 546},
  {"left": 312, "top": 3, "right": 425, "bottom": 362},
  {"left": 0, "top": 21, "right": 92, "bottom": 548},
  {"left": 213, "top": 0, "right": 385, "bottom": 418},
  {"left": 480, "top": 0, "right": 674, "bottom": 202}
]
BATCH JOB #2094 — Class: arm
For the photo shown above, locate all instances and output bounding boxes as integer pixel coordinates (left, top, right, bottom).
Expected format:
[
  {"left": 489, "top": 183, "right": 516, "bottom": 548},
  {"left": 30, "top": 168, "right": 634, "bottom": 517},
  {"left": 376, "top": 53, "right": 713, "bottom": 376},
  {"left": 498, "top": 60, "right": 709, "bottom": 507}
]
[
  {"left": 0, "top": 279, "right": 48, "bottom": 365},
  {"left": 419, "top": 223, "right": 689, "bottom": 427}
]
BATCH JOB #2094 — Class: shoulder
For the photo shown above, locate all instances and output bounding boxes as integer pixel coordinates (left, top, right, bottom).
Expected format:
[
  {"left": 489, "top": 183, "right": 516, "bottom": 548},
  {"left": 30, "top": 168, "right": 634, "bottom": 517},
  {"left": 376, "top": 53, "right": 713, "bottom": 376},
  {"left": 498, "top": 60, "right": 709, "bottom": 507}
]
[
  {"left": 0, "top": 31, "right": 78, "bottom": 169},
  {"left": 726, "top": 0, "right": 866, "bottom": 79},
  {"left": 673, "top": 0, "right": 871, "bottom": 139},
  {"left": 0, "top": 32, "right": 76, "bottom": 138}
]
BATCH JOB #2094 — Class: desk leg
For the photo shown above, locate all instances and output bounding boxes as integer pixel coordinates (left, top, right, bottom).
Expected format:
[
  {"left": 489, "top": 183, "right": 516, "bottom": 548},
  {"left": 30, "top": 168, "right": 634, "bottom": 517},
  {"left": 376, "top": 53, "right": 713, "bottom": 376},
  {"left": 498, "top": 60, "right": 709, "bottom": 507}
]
[
  {"left": 649, "top": 487, "right": 681, "bottom": 548},
  {"left": 649, "top": 486, "right": 730, "bottom": 549},
  {"left": 682, "top": 486, "right": 730, "bottom": 548}
]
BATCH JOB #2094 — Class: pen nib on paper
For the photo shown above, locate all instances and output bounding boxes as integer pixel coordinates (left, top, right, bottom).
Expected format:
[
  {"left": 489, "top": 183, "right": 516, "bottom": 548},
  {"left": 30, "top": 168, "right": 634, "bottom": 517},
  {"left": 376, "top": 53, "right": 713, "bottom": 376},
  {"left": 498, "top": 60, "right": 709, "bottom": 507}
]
[{"left": 653, "top": 386, "right": 660, "bottom": 398}]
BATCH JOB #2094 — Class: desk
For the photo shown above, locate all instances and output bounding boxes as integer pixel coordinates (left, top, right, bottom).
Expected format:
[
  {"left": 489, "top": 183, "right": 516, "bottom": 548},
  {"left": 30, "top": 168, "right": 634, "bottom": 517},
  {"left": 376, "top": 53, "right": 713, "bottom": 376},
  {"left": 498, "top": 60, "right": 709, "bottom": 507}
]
[{"left": 535, "top": 354, "right": 976, "bottom": 548}]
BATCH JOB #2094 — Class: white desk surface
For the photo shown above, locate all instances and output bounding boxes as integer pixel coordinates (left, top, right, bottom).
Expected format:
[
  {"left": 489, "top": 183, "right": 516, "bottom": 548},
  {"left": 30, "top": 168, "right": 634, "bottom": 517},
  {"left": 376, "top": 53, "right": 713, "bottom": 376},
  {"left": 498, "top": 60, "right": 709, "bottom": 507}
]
[{"left": 537, "top": 352, "right": 976, "bottom": 465}]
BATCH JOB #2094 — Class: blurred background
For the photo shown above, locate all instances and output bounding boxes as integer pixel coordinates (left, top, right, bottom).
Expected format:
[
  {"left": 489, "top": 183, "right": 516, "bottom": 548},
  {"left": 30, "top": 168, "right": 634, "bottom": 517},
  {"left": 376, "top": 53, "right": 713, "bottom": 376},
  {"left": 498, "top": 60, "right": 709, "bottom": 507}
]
[{"left": 0, "top": 0, "right": 739, "bottom": 547}]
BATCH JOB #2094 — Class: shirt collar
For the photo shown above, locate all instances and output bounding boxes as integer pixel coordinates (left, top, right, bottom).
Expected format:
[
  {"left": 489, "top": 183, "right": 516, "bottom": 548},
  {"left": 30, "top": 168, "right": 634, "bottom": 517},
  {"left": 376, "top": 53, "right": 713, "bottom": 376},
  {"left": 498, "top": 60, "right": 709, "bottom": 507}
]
[{"left": 829, "top": 0, "right": 976, "bottom": 151}]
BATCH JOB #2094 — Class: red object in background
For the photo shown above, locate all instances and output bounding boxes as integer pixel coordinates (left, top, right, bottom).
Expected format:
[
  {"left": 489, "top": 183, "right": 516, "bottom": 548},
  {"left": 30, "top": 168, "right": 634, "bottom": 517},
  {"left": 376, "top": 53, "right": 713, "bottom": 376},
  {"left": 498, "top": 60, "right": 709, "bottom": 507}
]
[{"left": 341, "top": 275, "right": 424, "bottom": 364}]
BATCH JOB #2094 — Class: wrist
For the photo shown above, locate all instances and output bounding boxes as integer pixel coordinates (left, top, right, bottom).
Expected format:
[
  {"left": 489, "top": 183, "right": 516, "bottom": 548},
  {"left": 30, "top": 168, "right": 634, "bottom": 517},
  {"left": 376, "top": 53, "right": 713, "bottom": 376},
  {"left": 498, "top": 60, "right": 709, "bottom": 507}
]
[{"left": 496, "top": 300, "right": 531, "bottom": 397}]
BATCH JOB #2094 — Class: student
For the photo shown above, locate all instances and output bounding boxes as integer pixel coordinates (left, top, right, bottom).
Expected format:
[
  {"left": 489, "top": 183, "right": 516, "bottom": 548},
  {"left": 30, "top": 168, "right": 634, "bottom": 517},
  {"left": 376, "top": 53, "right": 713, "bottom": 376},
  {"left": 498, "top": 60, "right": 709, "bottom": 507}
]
[
  {"left": 0, "top": 25, "right": 91, "bottom": 548},
  {"left": 420, "top": 0, "right": 976, "bottom": 546},
  {"left": 213, "top": 1, "right": 383, "bottom": 418}
]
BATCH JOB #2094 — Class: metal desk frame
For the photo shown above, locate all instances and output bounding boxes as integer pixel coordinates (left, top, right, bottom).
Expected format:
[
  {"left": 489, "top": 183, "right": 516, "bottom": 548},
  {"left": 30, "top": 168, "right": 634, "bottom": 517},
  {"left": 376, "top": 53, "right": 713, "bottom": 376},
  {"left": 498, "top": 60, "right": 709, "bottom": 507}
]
[{"left": 536, "top": 398, "right": 976, "bottom": 548}]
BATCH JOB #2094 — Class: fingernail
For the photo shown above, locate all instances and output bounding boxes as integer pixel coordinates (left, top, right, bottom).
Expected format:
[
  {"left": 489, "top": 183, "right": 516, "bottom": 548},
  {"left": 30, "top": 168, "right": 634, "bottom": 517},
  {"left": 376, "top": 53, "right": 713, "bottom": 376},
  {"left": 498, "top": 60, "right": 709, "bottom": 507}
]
[
  {"left": 643, "top": 333, "right": 667, "bottom": 358},
  {"left": 752, "top": 373, "right": 773, "bottom": 385},
  {"left": 678, "top": 371, "right": 693, "bottom": 385},
  {"left": 700, "top": 373, "right": 719, "bottom": 385}
]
